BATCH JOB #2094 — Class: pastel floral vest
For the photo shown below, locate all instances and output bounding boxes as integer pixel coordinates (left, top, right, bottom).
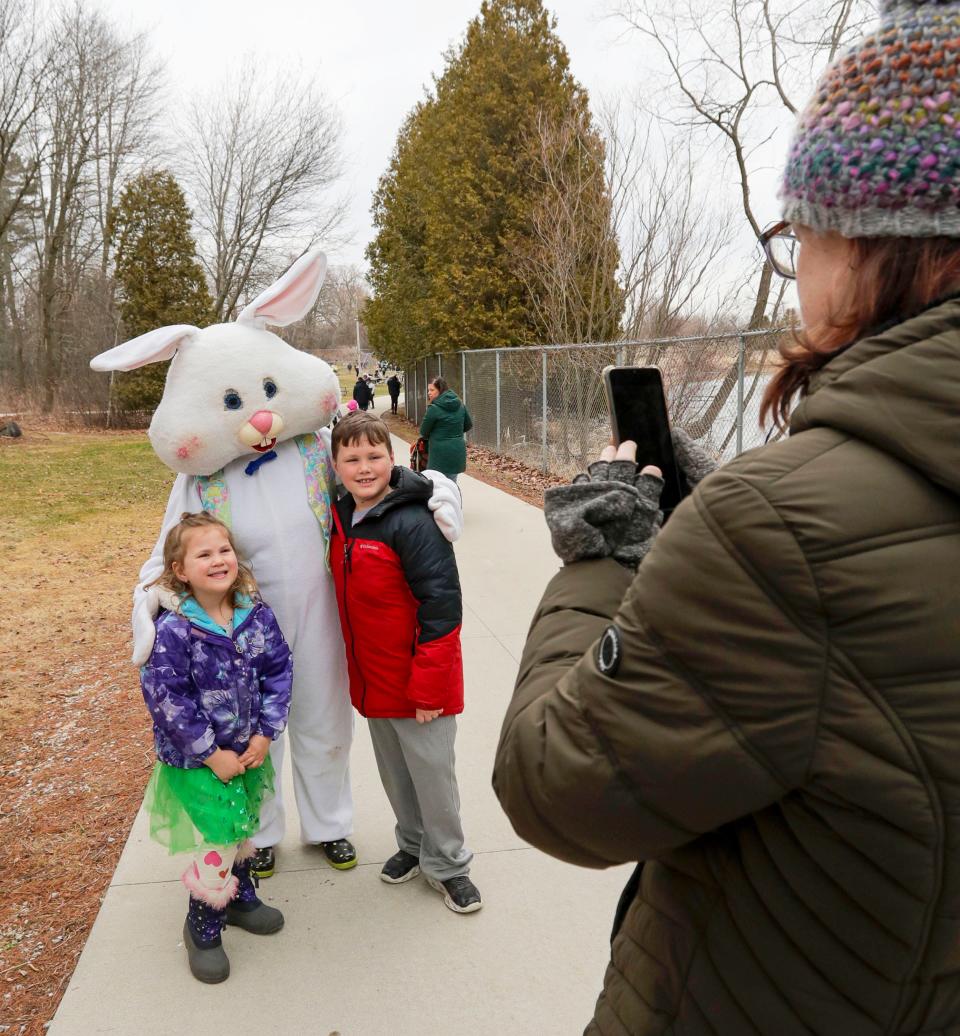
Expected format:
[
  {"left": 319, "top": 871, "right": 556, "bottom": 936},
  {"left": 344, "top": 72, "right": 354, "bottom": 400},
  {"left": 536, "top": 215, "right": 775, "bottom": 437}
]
[{"left": 195, "top": 432, "right": 335, "bottom": 570}]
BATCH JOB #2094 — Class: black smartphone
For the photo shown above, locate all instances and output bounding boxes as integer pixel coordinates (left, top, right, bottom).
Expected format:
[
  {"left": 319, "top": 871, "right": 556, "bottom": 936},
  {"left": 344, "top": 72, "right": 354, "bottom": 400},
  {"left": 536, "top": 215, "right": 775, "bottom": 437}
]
[{"left": 602, "top": 365, "right": 689, "bottom": 519}]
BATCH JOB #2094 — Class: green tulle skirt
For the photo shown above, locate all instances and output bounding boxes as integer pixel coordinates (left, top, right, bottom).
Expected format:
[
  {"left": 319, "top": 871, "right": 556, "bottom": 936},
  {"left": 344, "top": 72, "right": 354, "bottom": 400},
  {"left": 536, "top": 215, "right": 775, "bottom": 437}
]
[{"left": 144, "top": 756, "right": 275, "bottom": 854}]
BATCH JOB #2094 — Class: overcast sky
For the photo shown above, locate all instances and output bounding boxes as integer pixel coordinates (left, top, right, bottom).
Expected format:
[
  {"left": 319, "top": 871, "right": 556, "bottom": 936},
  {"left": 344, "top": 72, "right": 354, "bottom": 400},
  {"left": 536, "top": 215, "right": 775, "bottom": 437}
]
[
  {"left": 92, "top": 2, "right": 738, "bottom": 262},
  {"left": 88, "top": 0, "right": 805, "bottom": 322}
]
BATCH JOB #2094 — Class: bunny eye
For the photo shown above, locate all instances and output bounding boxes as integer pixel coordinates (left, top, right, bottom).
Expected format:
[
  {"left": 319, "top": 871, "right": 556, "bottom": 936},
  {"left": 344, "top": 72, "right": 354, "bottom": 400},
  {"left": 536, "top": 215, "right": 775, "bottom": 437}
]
[
  {"left": 263, "top": 378, "right": 278, "bottom": 400},
  {"left": 223, "top": 389, "right": 243, "bottom": 411}
]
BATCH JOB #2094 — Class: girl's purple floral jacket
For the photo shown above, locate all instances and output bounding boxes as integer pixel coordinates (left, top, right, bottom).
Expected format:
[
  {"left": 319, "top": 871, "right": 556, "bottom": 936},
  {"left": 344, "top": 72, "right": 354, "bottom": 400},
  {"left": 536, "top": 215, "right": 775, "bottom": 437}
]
[{"left": 140, "top": 595, "right": 293, "bottom": 769}]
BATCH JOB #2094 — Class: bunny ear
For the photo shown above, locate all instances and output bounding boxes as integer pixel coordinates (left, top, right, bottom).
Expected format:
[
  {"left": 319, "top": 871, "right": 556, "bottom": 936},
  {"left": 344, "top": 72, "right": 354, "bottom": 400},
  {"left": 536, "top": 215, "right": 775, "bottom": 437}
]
[
  {"left": 90, "top": 325, "right": 199, "bottom": 372},
  {"left": 236, "top": 247, "right": 328, "bottom": 328}
]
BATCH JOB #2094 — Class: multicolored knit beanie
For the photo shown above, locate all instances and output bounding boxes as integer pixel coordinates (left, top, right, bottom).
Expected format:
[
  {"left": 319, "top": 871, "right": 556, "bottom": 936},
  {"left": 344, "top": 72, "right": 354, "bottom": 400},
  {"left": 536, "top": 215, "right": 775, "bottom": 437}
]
[{"left": 781, "top": 0, "right": 960, "bottom": 237}]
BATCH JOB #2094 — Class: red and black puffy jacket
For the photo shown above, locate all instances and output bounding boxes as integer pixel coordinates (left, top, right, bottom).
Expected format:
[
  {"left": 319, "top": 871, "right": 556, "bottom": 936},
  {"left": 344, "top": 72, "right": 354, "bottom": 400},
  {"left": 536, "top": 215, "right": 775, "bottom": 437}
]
[{"left": 330, "top": 467, "right": 464, "bottom": 719}]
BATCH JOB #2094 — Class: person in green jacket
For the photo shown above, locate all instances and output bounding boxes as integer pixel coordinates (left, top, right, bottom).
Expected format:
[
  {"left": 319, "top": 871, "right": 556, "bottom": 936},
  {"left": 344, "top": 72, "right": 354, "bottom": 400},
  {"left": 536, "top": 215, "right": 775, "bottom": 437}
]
[
  {"left": 493, "top": 1, "right": 960, "bottom": 1032},
  {"left": 419, "top": 377, "right": 472, "bottom": 481}
]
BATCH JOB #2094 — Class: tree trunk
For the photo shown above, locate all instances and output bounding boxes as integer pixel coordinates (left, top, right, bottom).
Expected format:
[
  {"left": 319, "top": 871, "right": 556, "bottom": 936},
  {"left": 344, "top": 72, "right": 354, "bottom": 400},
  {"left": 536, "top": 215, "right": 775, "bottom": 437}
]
[
  {"left": 39, "top": 263, "right": 60, "bottom": 412},
  {"left": 748, "top": 260, "right": 773, "bottom": 331},
  {"left": 684, "top": 358, "right": 738, "bottom": 440},
  {"left": 718, "top": 344, "right": 772, "bottom": 453},
  {"left": 4, "top": 263, "right": 24, "bottom": 393}
]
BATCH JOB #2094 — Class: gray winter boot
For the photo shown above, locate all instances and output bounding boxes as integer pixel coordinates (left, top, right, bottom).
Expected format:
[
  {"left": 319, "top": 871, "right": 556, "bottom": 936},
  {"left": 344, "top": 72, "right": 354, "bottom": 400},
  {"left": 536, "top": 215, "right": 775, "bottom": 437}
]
[
  {"left": 184, "top": 897, "right": 230, "bottom": 983},
  {"left": 225, "top": 855, "right": 284, "bottom": 935}
]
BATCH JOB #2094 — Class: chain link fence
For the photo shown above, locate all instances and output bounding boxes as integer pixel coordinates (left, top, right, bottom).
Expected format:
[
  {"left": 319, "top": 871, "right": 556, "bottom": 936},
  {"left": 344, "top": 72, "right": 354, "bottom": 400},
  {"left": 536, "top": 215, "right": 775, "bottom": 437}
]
[{"left": 404, "top": 330, "right": 786, "bottom": 479}]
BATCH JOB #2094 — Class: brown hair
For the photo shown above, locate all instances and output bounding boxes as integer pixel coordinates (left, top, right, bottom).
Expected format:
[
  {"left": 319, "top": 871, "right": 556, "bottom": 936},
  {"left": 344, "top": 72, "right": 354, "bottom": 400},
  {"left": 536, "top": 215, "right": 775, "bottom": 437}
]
[
  {"left": 150, "top": 511, "right": 258, "bottom": 600},
  {"left": 430, "top": 376, "right": 448, "bottom": 394},
  {"left": 331, "top": 411, "right": 393, "bottom": 459},
  {"left": 761, "top": 235, "right": 960, "bottom": 428}
]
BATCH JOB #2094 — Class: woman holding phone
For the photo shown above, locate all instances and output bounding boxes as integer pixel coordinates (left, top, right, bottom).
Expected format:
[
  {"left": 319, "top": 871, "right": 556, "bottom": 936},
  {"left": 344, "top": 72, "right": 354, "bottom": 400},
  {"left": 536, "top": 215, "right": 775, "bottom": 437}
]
[{"left": 494, "top": 0, "right": 960, "bottom": 1031}]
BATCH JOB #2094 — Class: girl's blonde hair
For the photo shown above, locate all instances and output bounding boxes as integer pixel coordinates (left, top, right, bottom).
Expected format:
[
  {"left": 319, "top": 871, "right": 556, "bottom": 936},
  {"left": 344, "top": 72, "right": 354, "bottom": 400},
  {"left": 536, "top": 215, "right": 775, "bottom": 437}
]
[{"left": 150, "top": 511, "right": 258, "bottom": 600}]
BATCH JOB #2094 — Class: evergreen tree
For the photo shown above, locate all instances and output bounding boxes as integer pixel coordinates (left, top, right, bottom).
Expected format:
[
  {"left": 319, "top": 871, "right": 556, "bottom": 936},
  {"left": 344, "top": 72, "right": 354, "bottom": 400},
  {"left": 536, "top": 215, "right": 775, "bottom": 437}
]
[
  {"left": 108, "top": 171, "right": 212, "bottom": 410},
  {"left": 366, "top": 0, "right": 622, "bottom": 364}
]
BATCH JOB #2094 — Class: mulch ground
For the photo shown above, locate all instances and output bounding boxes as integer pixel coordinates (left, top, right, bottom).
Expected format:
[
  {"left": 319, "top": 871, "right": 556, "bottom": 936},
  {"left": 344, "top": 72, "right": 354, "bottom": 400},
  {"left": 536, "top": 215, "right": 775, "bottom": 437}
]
[
  {"left": 382, "top": 409, "right": 568, "bottom": 506},
  {"left": 0, "top": 417, "right": 567, "bottom": 1036},
  {"left": 1, "top": 431, "right": 161, "bottom": 1036},
  {"left": 1, "top": 666, "right": 153, "bottom": 1036}
]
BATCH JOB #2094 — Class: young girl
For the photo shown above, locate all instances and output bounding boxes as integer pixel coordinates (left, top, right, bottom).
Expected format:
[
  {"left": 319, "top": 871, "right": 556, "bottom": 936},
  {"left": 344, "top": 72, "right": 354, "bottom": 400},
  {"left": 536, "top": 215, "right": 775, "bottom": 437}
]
[{"left": 140, "top": 511, "right": 293, "bottom": 983}]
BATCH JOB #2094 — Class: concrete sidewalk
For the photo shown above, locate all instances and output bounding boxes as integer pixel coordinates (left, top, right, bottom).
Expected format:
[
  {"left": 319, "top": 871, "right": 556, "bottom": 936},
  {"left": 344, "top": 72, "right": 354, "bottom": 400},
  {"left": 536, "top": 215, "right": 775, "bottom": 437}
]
[{"left": 50, "top": 444, "right": 631, "bottom": 1035}]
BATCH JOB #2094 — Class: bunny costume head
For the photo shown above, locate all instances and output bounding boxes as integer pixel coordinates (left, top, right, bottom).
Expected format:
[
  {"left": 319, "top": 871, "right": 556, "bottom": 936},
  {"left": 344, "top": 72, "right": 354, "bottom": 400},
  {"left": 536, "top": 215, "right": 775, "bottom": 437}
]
[{"left": 91, "top": 248, "right": 340, "bottom": 476}]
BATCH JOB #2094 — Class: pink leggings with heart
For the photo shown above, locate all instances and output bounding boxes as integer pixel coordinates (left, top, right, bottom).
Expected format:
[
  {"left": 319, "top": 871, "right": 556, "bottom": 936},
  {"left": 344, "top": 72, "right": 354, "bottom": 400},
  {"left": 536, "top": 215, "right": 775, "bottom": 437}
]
[{"left": 181, "top": 841, "right": 254, "bottom": 908}]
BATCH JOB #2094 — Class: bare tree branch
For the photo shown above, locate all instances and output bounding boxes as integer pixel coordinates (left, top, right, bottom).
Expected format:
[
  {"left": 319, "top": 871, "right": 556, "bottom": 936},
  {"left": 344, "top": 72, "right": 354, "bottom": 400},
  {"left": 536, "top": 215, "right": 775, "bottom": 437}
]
[
  {"left": 23, "top": 2, "right": 158, "bottom": 410},
  {"left": 614, "top": 0, "right": 873, "bottom": 324},
  {"left": 90, "top": 31, "right": 162, "bottom": 275},
  {"left": 185, "top": 64, "right": 347, "bottom": 322}
]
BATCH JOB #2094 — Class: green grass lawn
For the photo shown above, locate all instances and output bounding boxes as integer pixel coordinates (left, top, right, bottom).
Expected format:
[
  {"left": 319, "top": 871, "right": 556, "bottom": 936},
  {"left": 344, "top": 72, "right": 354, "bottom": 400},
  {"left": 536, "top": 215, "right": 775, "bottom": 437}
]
[
  {"left": 0, "top": 432, "right": 171, "bottom": 550},
  {"left": 0, "top": 428, "right": 174, "bottom": 732}
]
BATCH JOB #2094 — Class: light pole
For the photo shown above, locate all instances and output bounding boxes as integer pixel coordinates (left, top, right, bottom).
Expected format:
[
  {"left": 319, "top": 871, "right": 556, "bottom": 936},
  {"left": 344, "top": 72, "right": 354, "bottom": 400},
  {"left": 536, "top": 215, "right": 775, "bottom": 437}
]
[{"left": 355, "top": 314, "right": 361, "bottom": 373}]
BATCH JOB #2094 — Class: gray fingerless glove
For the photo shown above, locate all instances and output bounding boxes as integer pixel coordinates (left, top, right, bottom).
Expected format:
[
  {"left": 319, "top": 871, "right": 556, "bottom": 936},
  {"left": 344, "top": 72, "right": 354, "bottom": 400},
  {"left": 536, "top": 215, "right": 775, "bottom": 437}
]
[
  {"left": 545, "top": 460, "right": 664, "bottom": 570},
  {"left": 672, "top": 428, "right": 718, "bottom": 487}
]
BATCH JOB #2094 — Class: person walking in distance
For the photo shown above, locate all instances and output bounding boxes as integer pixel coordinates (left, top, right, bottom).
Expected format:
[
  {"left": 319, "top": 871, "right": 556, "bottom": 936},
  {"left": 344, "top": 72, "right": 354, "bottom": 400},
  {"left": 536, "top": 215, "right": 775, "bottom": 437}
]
[
  {"left": 352, "top": 374, "right": 373, "bottom": 412},
  {"left": 387, "top": 373, "right": 401, "bottom": 415},
  {"left": 419, "top": 377, "right": 471, "bottom": 482}
]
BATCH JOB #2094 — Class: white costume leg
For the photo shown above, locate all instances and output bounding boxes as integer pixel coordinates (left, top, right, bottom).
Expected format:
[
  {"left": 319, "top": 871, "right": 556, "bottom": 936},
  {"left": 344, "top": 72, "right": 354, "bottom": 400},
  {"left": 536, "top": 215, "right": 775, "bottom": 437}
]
[
  {"left": 252, "top": 691, "right": 354, "bottom": 846},
  {"left": 253, "top": 735, "right": 287, "bottom": 848},
  {"left": 252, "top": 577, "right": 353, "bottom": 846},
  {"left": 285, "top": 576, "right": 354, "bottom": 843},
  {"left": 287, "top": 664, "right": 354, "bottom": 843},
  {"left": 227, "top": 444, "right": 355, "bottom": 848}
]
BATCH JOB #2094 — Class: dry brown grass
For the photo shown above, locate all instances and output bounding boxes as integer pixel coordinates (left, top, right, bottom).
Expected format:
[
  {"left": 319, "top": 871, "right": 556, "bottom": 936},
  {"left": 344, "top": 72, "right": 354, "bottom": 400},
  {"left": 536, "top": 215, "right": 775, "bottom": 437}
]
[{"left": 0, "top": 431, "right": 169, "bottom": 1035}]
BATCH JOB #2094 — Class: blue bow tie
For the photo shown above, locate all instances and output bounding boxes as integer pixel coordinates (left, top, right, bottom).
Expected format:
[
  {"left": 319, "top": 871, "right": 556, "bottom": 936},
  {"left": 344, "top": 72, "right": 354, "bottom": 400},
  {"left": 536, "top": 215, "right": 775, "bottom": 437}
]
[{"left": 245, "top": 449, "right": 278, "bottom": 476}]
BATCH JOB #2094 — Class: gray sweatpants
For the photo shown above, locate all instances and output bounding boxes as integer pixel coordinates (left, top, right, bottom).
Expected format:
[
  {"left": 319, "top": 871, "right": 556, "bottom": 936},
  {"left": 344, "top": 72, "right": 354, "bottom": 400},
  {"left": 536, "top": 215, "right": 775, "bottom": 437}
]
[{"left": 367, "top": 715, "right": 472, "bottom": 881}]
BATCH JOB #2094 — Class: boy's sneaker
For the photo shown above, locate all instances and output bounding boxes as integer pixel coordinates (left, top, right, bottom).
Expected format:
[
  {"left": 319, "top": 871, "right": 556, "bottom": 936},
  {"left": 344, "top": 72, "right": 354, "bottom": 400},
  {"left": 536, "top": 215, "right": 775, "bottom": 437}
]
[
  {"left": 250, "top": 846, "right": 275, "bottom": 879},
  {"left": 380, "top": 850, "right": 420, "bottom": 884},
  {"left": 427, "top": 875, "right": 482, "bottom": 914}
]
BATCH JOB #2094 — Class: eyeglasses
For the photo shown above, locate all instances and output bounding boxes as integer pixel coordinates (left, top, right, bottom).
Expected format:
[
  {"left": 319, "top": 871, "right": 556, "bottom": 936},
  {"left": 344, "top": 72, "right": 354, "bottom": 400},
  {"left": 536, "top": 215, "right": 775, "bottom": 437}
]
[{"left": 759, "top": 220, "right": 798, "bottom": 280}]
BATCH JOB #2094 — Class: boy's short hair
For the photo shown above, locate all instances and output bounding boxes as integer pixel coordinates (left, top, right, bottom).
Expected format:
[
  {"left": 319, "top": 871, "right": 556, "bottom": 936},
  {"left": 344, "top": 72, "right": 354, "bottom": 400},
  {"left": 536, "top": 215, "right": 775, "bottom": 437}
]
[{"left": 331, "top": 411, "right": 393, "bottom": 459}]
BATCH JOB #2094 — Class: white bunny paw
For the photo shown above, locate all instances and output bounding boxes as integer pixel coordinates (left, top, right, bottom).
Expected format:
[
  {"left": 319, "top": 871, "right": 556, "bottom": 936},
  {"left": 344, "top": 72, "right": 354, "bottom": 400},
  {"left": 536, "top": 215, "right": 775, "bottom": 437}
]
[
  {"left": 131, "top": 583, "right": 160, "bottom": 666},
  {"left": 424, "top": 470, "right": 463, "bottom": 542}
]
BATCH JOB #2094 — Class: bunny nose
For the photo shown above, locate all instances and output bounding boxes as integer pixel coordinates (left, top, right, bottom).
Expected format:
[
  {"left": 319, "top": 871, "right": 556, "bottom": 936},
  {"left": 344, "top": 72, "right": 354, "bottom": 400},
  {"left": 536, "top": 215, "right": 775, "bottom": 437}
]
[
  {"left": 248, "top": 410, "right": 275, "bottom": 435},
  {"left": 238, "top": 410, "right": 284, "bottom": 449}
]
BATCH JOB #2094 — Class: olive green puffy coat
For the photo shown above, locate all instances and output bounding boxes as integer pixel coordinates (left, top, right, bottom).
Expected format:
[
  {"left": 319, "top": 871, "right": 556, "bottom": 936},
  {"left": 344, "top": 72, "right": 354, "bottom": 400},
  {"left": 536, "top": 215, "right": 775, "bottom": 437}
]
[
  {"left": 493, "top": 297, "right": 960, "bottom": 1035},
  {"left": 420, "top": 390, "right": 472, "bottom": 477}
]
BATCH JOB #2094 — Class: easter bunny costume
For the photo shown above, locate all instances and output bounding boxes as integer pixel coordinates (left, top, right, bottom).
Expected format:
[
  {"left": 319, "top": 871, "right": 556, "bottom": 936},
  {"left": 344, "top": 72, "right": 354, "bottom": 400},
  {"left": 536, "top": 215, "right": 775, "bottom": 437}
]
[{"left": 91, "top": 248, "right": 462, "bottom": 853}]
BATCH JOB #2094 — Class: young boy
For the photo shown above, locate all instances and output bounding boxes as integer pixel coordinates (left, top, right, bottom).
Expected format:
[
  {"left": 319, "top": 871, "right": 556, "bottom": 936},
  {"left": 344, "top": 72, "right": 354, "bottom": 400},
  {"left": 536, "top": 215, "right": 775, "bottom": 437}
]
[{"left": 329, "top": 412, "right": 481, "bottom": 913}]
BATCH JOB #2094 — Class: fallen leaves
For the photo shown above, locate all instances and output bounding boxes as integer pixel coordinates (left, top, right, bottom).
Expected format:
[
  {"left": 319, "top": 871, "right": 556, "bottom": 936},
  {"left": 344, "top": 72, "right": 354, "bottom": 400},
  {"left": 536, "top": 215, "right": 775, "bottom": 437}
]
[{"left": 382, "top": 411, "right": 568, "bottom": 508}]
